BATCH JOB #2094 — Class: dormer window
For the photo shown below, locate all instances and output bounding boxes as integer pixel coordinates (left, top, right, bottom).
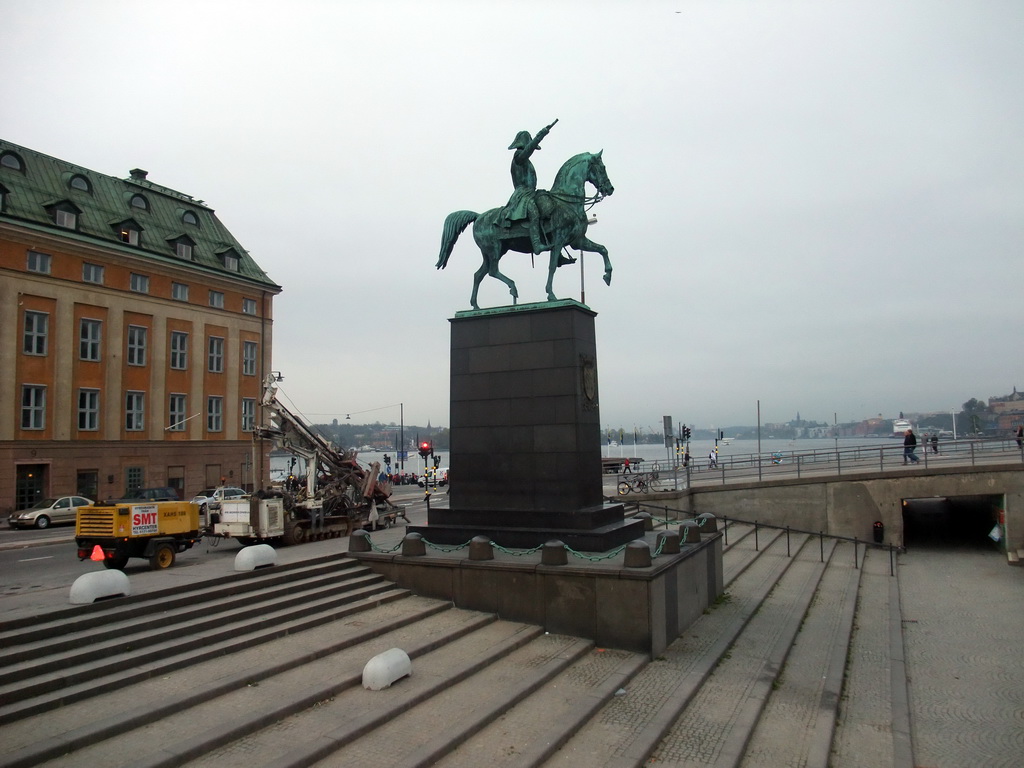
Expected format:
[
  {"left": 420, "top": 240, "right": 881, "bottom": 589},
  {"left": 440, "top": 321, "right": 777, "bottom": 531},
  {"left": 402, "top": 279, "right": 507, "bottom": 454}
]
[
  {"left": 219, "top": 248, "right": 240, "bottom": 272},
  {"left": 114, "top": 219, "right": 143, "bottom": 246},
  {"left": 168, "top": 234, "right": 196, "bottom": 260},
  {"left": 182, "top": 210, "right": 199, "bottom": 226},
  {"left": 0, "top": 183, "right": 8, "bottom": 212},
  {"left": 130, "top": 193, "right": 149, "bottom": 211},
  {"left": 1, "top": 151, "right": 24, "bottom": 172},
  {"left": 46, "top": 200, "right": 81, "bottom": 230},
  {"left": 69, "top": 175, "right": 92, "bottom": 193}
]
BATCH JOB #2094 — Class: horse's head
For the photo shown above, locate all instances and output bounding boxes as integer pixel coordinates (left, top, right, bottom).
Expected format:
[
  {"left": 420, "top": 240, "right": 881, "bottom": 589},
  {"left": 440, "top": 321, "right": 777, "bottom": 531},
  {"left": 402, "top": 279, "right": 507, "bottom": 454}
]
[{"left": 587, "top": 150, "right": 614, "bottom": 198}]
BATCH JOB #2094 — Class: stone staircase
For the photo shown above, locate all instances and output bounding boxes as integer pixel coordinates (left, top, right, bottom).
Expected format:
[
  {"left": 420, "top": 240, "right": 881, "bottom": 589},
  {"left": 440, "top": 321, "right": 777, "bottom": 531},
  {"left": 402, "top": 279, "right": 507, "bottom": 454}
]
[{"left": 0, "top": 524, "right": 912, "bottom": 768}]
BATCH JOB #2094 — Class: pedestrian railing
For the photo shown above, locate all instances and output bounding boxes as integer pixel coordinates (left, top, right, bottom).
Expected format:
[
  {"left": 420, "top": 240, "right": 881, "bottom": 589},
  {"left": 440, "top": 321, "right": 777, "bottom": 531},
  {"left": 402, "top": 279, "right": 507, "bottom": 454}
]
[
  {"left": 618, "top": 437, "right": 1024, "bottom": 488},
  {"left": 622, "top": 500, "right": 899, "bottom": 576}
]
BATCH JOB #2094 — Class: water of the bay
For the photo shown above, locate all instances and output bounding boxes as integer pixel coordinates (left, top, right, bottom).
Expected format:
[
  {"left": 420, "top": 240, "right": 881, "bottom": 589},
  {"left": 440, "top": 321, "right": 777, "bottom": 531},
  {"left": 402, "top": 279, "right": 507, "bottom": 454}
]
[{"left": 271, "top": 437, "right": 902, "bottom": 478}]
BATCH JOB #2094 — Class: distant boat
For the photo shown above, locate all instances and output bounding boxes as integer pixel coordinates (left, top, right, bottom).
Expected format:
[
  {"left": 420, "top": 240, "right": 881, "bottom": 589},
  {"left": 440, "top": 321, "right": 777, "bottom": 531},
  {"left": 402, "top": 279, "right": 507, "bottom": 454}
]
[
  {"left": 720, "top": 438, "right": 732, "bottom": 445},
  {"left": 892, "top": 418, "right": 912, "bottom": 437}
]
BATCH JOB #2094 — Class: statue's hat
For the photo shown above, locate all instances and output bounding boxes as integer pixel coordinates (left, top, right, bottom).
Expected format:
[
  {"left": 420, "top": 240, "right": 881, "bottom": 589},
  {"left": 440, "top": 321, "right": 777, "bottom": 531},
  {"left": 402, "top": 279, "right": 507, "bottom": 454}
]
[{"left": 508, "top": 130, "right": 536, "bottom": 150}]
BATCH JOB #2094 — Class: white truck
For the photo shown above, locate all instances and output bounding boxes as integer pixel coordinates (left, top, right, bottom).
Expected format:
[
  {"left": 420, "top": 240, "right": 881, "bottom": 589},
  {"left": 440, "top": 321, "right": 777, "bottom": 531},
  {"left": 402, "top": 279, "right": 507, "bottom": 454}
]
[{"left": 203, "top": 374, "right": 406, "bottom": 546}]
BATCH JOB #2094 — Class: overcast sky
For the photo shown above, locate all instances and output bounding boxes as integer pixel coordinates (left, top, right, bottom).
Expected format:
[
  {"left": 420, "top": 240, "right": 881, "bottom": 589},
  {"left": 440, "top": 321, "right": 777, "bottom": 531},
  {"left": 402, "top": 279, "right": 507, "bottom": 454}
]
[{"left": 4, "top": 0, "right": 1021, "bottom": 432}]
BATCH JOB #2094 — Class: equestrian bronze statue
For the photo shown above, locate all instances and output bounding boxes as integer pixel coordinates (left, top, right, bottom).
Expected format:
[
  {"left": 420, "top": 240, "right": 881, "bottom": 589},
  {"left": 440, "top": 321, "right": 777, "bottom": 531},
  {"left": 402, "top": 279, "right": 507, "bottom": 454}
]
[{"left": 436, "top": 122, "right": 615, "bottom": 310}]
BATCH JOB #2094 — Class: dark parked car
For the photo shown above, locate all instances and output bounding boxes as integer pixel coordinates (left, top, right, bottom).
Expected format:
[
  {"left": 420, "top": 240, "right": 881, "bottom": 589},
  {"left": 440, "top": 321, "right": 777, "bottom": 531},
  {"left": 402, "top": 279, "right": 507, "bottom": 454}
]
[{"left": 107, "top": 487, "right": 180, "bottom": 503}]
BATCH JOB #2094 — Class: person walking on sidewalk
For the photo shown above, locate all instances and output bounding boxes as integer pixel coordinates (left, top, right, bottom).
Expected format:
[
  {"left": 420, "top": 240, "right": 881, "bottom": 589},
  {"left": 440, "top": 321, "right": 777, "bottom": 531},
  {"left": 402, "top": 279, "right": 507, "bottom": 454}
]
[{"left": 903, "top": 429, "right": 920, "bottom": 464}]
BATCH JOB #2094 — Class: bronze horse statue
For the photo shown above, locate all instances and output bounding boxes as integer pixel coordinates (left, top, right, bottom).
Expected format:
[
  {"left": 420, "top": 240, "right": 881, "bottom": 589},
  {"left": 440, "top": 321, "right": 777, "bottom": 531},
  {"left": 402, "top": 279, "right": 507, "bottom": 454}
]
[{"left": 436, "top": 151, "right": 614, "bottom": 310}]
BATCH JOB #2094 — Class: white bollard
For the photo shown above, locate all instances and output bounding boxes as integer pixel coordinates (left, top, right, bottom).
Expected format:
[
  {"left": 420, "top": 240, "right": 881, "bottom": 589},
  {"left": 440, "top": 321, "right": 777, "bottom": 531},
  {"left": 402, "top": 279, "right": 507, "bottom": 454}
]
[
  {"left": 69, "top": 570, "right": 131, "bottom": 604},
  {"left": 234, "top": 543, "right": 277, "bottom": 571},
  {"left": 362, "top": 648, "right": 412, "bottom": 690}
]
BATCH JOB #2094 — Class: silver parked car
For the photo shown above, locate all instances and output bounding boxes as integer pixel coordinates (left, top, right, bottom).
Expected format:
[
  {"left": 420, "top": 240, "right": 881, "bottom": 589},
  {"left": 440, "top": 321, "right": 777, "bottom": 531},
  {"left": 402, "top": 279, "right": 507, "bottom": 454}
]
[
  {"left": 8, "top": 496, "right": 94, "bottom": 529},
  {"left": 191, "top": 486, "right": 247, "bottom": 513}
]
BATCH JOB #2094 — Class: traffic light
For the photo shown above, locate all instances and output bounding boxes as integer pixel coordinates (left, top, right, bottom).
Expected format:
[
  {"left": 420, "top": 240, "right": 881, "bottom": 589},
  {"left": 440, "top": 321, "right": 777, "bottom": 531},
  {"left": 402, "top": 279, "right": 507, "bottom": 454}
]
[
  {"left": 383, "top": 454, "right": 390, "bottom": 466},
  {"left": 433, "top": 454, "right": 440, "bottom": 469},
  {"left": 683, "top": 426, "right": 691, "bottom": 441},
  {"left": 418, "top": 441, "right": 431, "bottom": 459}
]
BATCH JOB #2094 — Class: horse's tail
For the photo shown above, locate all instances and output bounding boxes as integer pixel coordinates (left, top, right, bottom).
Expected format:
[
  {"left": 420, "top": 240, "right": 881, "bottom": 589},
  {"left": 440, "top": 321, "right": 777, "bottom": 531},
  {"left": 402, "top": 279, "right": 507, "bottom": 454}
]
[{"left": 437, "top": 210, "right": 477, "bottom": 269}]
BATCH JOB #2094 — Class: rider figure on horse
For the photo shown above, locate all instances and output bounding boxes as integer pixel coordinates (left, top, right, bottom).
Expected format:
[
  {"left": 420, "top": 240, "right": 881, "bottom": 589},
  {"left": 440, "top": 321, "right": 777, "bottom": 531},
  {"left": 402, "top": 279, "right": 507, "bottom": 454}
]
[{"left": 502, "top": 119, "right": 558, "bottom": 255}]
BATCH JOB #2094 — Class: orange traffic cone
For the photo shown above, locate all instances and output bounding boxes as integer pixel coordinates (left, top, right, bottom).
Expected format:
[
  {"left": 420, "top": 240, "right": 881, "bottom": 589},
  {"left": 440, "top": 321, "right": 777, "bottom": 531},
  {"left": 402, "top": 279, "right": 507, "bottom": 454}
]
[{"left": 90, "top": 545, "right": 105, "bottom": 562}]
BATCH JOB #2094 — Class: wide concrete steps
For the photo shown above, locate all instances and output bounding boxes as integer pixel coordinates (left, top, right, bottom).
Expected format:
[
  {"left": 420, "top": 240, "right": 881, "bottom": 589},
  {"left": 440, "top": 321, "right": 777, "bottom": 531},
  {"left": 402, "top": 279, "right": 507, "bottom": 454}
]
[
  {"left": 539, "top": 525, "right": 905, "bottom": 768},
  {"left": 0, "top": 524, "right": 910, "bottom": 768}
]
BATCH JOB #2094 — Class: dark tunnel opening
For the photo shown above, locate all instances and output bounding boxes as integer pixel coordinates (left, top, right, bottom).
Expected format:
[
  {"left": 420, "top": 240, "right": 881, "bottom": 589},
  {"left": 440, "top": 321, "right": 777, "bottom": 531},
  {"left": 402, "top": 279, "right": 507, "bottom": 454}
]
[{"left": 901, "top": 494, "right": 1005, "bottom": 551}]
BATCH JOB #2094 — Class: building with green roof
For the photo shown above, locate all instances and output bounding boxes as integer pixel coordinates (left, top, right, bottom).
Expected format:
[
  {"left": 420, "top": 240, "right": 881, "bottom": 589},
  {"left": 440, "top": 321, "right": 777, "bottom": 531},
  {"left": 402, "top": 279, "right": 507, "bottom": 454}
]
[{"left": 1, "top": 138, "right": 281, "bottom": 513}]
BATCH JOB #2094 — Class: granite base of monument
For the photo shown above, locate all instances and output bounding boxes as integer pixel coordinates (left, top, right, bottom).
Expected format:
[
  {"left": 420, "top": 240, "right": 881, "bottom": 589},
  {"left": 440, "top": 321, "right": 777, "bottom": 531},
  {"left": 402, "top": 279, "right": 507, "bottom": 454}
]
[
  {"left": 409, "top": 300, "right": 643, "bottom": 551},
  {"left": 349, "top": 529, "right": 724, "bottom": 657}
]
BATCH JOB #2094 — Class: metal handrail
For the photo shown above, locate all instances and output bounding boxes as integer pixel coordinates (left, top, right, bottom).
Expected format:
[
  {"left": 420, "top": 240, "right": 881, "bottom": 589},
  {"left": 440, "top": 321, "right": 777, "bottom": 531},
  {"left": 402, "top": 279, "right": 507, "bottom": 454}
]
[
  {"left": 625, "top": 500, "right": 899, "bottom": 576},
  {"left": 624, "top": 436, "right": 1024, "bottom": 488}
]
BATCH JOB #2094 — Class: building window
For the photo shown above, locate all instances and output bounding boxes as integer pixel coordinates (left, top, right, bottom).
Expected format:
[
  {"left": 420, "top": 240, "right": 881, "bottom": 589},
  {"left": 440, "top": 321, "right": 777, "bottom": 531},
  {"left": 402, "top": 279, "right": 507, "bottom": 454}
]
[
  {"left": 83, "top": 262, "right": 104, "bottom": 284},
  {"left": 242, "top": 398, "right": 256, "bottom": 432},
  {"left": 1, "top": 151, "right": 25, "bottom": 172},
  {"left": 209, "top": 290, "right": 224, "bottom": 309},
  {"left": 27, "top": 250, "right": 51, "bottom": 274},
  {"left": 223, "top": 253, "right": 239, "bottom": 272},
  {"left": 171, "top": 282, "right": 190, "bottom": 301},
  {"left": 0, "top": 183, "right": 7, "bottom": 212},
  {"left": 70, "top": 175, "right": 92, "bottom": 193},
  {"left": 119, "top": 224, "right": 140, "bottom": 245},
  {"left": 21, "top": 385, "right": 46, "bottom": 430},
  {"left": 183, "top": 210, "right": 199, "bottom": 226},
  {"left": 208, "top": 336, "right": 224, "bottom": 373},
  {"left": 130, "top": 273, "right": 149, "bottom": 293},
  {"left": 130, "top": 194, "right": 149, "bottom": 210},
  {"left": 170, "top": 331, "right": 188, "bottom": 370},
  {"left": 55, "top": 207, "right": 77, "bottom": 229},
  {"left": 168, "top": 393, "right": 187, "bottom": 431},
  {"left": 176, "top": 242, "right": 193, "bottom": 260},
  {"left": 243, "top": 341, "right": 258, "bottom": 376},
  {"left": 207, "top": 396, "right": 223, "bottom": 432},
  {"left": 78, "top": 389, "right": 100, "bottom": 431},
  {"left": 125, "top": 391, "right": 145, "bottom": 431},
  {"left": 242, "top": 298, "right": 257, "bottom": 315},
  {"left": 79, "top": 318, "right": 102, "bottom": 361},
  {"left": 127, "top": 325, "right": 148, "bottom": 366},
  {"left": 23, "top": 311, "right": 48, "bottom": 355}
]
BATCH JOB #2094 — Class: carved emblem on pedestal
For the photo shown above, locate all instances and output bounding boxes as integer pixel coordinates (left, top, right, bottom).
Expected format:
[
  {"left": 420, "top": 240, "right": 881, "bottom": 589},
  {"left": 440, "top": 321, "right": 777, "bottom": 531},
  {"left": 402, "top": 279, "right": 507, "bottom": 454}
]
[{"left": 580, "top": 354, "right": 598, "bottom": 410}]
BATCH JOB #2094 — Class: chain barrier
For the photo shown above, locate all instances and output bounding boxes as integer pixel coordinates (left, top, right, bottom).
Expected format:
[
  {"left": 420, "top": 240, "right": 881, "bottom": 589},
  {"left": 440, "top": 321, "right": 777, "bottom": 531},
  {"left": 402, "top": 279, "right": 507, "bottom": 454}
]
[
  {"left": 491, "top": 542, "right": 544, "bottom": 556},
  {"left": 421, "top": 538, "right": 472, "bottom": 553},
  {"left": 652, "top": 536, "right": 667, "bottom": 558},
  {"left": 565, "top": 544, "right": 626, "bottom": 562},
  {"left": 366, "top": 538, "right": 403, "bottom": 554},
  {"left": 360, "top": 522, "right": 692, "bottom": 563}
]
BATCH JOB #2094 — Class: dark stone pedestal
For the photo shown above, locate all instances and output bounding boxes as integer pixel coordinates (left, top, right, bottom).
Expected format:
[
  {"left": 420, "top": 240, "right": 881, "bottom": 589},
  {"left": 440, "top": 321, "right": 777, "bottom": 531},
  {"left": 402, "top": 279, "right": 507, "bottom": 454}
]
[{"left": 409, "top": 300, "right": 644, "bottom": 551}]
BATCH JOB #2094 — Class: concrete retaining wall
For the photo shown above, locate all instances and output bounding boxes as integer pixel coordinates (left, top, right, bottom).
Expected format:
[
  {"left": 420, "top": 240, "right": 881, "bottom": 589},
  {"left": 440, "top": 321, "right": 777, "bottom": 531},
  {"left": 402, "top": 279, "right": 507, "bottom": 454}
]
[
  {"left": 351, "top": 532, "right": 723, "bottom": 657},
  {"left": 644, "top": 466, "right": 1024, "bottom": 551}
]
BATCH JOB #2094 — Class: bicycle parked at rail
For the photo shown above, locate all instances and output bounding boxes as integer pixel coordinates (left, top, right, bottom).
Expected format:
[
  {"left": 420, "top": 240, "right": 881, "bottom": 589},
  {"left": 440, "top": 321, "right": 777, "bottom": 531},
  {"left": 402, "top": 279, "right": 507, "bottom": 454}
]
[{"left": 617, "top": 470, "right": 662, "bottom": 495}]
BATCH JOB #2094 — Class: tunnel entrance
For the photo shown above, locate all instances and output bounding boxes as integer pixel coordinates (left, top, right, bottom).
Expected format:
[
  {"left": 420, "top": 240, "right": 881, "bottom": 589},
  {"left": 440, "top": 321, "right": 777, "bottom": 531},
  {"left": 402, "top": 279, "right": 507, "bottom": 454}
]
[{"left": 901, "top": 494, "right": 1005, "bottom": 550}]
